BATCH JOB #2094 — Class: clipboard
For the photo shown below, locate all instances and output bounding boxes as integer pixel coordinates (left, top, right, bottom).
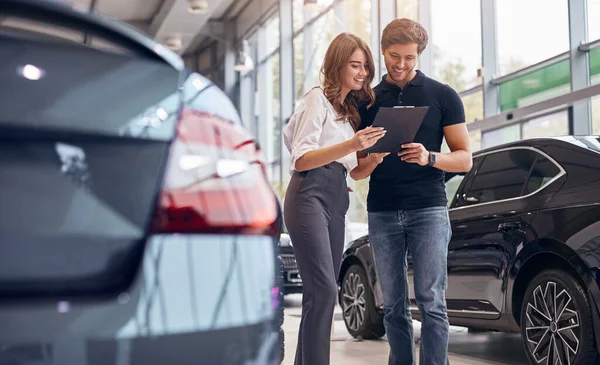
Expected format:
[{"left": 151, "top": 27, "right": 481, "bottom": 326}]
[{"left": 362, "top": 106, "right": 429, "bottom": 154}]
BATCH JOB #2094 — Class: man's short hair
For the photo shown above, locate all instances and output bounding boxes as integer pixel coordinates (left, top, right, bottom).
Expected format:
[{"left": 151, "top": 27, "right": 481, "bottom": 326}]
[{"left": 381, "top": 18, "right": 428, "bottom": 54}]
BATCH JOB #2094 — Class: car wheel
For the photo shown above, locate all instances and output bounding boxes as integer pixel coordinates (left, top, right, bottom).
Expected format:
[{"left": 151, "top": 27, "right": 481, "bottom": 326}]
[
  {"left": 341, "top": 264, "right": 385, "bottom": 339},
  {"left": 520, "top": 269, "right": 599, "bottom": 365}
]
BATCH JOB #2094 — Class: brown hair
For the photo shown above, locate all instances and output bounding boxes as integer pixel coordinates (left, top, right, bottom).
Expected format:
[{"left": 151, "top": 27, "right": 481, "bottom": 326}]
[
  {"left": 320, "top": 32, "right": 375, "bottom": 130},
  {"left": 381, "top": 18, "right": 428, "bottom": 54}
]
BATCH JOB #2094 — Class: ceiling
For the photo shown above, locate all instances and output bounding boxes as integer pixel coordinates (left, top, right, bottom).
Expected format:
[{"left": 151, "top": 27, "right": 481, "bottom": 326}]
[{"left": 60, "top": 0, "right": 243, "bottom": 54}]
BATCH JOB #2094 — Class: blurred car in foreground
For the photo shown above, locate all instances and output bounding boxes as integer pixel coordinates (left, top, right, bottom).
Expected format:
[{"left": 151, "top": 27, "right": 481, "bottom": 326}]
[
  {"left": 338, "top": 136, "right": 600, "bottom": 365},
  {"left": 0, "top": 1, "right": 283, "bottom": 364}
]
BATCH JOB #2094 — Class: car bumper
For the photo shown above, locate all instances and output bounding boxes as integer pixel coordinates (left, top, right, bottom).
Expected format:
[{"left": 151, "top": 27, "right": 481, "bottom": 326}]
[
  {"left": 0, "top": 234, "right": 282, "bottom": 365},
  {"left": 280, "top": 253, "right": 302, "bottom": 294}
]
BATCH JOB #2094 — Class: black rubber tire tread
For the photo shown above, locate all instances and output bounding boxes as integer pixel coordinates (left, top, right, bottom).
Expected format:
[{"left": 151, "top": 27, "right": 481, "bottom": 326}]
[{"left": 279, "top": 327, "right": 285, "bottom": 363}]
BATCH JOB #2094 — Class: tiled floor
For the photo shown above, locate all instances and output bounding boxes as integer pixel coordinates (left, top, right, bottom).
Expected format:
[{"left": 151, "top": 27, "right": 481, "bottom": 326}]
[{"left": 282, "top": 294, "right": 529, "bottom": 365}]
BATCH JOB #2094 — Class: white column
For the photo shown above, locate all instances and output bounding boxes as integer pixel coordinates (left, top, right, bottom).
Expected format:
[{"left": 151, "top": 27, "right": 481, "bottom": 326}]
[
  {"left": 379, "top": 0, "right": 396, "bottom": 77},
  {"left": 371, "top": 0, "right": 381, "bottom": 82},
  {"left": 418, "top": 0, "right": 433, "bottom": 76},
  {"left": 480, "top": 0, "right": 500, "bottom": 117},
  {"left": 568, "top": 0, "right": 592, "bottom": 134}
]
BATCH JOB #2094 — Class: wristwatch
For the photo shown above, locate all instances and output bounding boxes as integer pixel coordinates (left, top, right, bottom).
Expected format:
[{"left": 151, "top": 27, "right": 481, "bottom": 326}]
[{"left": 428, "top": 151, "right": 436, "bottom": 167}]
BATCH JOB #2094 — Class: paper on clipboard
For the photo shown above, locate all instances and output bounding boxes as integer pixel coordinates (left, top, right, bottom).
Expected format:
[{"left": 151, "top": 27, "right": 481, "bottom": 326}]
[{"left": 362, "top": 106, "right": 429, "bottom": 154}]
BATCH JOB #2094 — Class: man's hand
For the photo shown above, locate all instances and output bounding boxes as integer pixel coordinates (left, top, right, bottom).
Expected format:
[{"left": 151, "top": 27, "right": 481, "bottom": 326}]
[
  {"left": 398, "top": 143, "right": 429, "bottom": 166},
  {"left": 368, "top": 152, "right": 390, "bottom": 165}
]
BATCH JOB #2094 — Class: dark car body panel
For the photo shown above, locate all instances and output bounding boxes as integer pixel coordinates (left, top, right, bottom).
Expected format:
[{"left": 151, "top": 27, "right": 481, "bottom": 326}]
[
  {"left": 339, "top": 136, "right": 600, "bottom": 346},
  {"left": 279, "top": 244, "right": 303, "bottom": 295}
]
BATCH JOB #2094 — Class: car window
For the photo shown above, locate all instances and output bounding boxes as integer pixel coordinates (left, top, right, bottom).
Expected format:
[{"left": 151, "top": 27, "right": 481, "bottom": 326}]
[
  {"left": 523, "top": 155, "right": 561, "bottom": 195},
  {"left": 445, "top": 173, "right": 465, "bottom": 207},
  {"left": 462, "top": 149, "right": 538, "bottom": 206},
  {"left": 183, "top": 73, "right": 242, "bottom": 125}
]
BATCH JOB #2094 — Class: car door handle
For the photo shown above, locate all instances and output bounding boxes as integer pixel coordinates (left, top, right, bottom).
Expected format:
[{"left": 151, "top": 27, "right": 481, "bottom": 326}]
[{"left": 498, "top": 222, "right": 521, "bottom": 232}]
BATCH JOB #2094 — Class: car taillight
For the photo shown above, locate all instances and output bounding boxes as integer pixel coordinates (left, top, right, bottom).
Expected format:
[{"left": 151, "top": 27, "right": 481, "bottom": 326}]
[{"left": 150, "top": 109, "right": 278, "bottom": 235}]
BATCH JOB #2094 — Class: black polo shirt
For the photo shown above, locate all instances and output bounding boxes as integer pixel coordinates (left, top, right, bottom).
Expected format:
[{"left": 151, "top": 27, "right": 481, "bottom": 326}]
[{"left": 358, "top": 70, "right": 465, "bottom": 211}]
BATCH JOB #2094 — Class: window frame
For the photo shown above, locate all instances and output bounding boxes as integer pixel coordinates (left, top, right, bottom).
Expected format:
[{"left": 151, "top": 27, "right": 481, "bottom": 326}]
[{"left": 450, "top": 146, "right": 565, "bottom": 211}]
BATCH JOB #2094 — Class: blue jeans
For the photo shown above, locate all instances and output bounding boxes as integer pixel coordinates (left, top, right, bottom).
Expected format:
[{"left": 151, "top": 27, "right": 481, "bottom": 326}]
[{"left": 368, "top": 206, "right": 452, "bottom": 365}]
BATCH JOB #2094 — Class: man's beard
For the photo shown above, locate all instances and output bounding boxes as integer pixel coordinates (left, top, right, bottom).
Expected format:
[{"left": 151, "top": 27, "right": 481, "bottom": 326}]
[
  {"left": 390, "top": 65, "right": 415, "bottom": 83},
  {"left": 388, "top": 64, "right": 417, "bottom": 84}
]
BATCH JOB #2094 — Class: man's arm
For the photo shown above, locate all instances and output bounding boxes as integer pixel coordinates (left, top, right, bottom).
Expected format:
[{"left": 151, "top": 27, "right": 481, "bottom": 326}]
[
  {"left": 433, "top": 123, "right": 472, "bottom": 172},
  {"left": 349, "top": 152, "right": 389, "bottom": 180},
  {"left": 398, "top": 123, "right": 472, "bottom": 173}
]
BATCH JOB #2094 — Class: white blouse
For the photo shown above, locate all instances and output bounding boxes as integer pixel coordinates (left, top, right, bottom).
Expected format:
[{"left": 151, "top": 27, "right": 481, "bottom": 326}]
[{"left": 283, "top": 87, "right": 358, "bottom": 174}]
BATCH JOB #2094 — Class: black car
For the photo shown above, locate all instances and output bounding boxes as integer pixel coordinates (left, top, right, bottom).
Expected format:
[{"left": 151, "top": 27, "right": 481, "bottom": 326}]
[
  {"left": 1, "top": 1, "right": 284, "bottom": 364},
  {"left": 279, "top": 232, "right": 303, "bottom": 295},
  {"left": 338, "top": 135, "right": 600, "bottom": 365}
]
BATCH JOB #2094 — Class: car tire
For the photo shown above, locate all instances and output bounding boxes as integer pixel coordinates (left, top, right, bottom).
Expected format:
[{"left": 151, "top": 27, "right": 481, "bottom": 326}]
[
  {"left": 520, "top": 269, "right": 599, "bottom": 365},
  {"left": 279, "top": 327, "right": 285, "bottom": 363},
  {"left": 340, "top": 264, "right": 385, "bottom": 339}
]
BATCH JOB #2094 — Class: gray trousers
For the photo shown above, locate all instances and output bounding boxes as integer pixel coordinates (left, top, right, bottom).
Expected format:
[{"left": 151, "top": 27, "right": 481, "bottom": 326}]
[{"left": 283, "top": 162, "right": 350, "bottom": 365}]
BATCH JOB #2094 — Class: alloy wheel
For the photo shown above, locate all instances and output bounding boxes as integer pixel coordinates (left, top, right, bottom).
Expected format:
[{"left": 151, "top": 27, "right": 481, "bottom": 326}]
[
  {"left": 342, "top": 272, "right": 367, "bottom": 331},
  {"left": 524, "top": 281, "right": 581, "bottom": 365}
]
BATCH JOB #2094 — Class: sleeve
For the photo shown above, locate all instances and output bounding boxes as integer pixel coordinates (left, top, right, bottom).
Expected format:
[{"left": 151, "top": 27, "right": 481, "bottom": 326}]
[
  {"left": 288, "top": 89, "right": 328, "bottom": 170},
  {"left": 441, "top": 85, "right": 466, "bottom": 127}
]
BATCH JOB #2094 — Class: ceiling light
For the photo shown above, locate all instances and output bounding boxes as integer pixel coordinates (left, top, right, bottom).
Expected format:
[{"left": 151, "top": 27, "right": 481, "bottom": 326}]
[
  {"left": 165, "top": 36, "right": 182, "bottom": 52},
  {"left": 233, "top": 40, "right": 254, "bottom": 73},
  {"left": 188, "top": 0, "right": 209, "bottom": 14}
]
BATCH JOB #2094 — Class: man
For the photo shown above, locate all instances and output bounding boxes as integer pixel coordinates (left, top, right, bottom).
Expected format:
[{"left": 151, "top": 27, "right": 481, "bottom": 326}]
[{"left": 352, "top": 18, "right": 473, "bottom": 365}]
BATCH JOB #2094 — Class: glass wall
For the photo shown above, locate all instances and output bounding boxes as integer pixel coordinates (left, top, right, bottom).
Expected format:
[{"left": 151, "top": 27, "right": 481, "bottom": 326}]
[
  {"left": 306, "top": 9, "right": 336, "bottom": 90},
  {"left": 293, "top": 0, "right": 334, "bottom": 32},
  {"left": 588, "top": 0, "right": 600, "bottom": 42},
  {"left": 345, "top": 0, "right": 371, "bottom": 45},
  {"left": 593, "top": 96, "right": 600, "bottom": 134},
  {"left": 496, "top": 0, "right": 569, "bottom": 76},
  {"left": 293, "top": 33, "right": 304, "bottom": 104},
  {"left": 396, "top": 0, "right": 418, "bottom": 19},
  {"left": 462, "top": 91, "right": 483, "bottom": 124},
  {"left": 521, "top": 111, "right": 569, "bottom": 139},
  {"left": 498, "top": 58, "right": 571, "bottom": 112},
  {"left": 482, "top": 124, "right": 520, "bottom": 148},
  {"left": 431, "top": 0, "right": 481, "bottom": 91},
  {"left": 592, "top": 47, "right": 600, "bottom": 86}
]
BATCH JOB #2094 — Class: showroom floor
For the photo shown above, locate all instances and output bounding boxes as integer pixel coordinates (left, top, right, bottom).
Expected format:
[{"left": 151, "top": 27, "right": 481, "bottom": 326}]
[{"left": 282, "top": 294, "right": 529, "bottom": 365}]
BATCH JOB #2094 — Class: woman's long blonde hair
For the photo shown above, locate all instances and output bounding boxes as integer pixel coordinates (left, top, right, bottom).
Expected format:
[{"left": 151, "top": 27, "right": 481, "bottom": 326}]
[{"left": 321, "top": 32, "right": 376, "bottom": 130}]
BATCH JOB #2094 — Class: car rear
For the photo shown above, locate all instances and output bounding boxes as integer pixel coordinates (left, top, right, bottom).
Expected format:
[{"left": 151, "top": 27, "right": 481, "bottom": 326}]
[{"left": 0, "top": 1, "right": 282, "bottom": 364}]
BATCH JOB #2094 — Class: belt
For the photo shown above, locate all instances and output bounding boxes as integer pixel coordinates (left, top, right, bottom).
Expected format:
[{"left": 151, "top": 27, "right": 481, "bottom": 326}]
[{"left": 324, "top": 162, "right": 347, "bottom": 177}]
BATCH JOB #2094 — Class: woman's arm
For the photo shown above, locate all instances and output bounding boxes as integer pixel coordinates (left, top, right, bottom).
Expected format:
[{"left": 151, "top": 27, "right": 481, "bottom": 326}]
[
  {"left": 289, "top": 89, "right": 385, "bottom": 172},
  {"left": 296, "top": 127, "right": 385, "bottom": 172},
  {"left": 349, "top": 152, "right": 389, "bottom": 180}
]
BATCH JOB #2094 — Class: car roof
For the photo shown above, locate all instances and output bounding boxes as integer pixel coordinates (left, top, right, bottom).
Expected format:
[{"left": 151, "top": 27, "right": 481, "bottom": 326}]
[{"left": 473, "top": 135, "right": 600, "bottom": 158}]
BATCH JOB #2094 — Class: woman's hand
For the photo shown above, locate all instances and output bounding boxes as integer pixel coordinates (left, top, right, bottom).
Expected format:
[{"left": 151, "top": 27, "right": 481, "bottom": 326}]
[{"left": 349, "top": 126, "right": 386, "bottom": 151}]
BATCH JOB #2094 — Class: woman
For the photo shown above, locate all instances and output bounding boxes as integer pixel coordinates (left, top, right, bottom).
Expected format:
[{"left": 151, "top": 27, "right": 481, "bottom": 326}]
[{"left": 283, "top": 33, "right": 387, "bottom": 365}]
